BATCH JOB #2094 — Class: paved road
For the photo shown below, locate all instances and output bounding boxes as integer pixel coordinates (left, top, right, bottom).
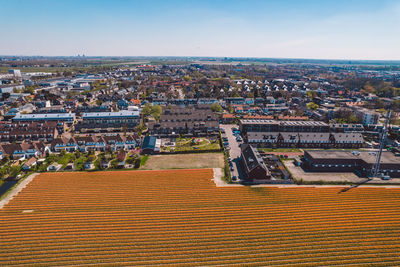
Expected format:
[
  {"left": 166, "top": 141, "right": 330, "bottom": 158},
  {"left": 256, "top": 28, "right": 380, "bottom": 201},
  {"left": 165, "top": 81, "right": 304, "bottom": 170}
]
[{"left": 220, "top": 124, "right": 243, "bottom": 181}]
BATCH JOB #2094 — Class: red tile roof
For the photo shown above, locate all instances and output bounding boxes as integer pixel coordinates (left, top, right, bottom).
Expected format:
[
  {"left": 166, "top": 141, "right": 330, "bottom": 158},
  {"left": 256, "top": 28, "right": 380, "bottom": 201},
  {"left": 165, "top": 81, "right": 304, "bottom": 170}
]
[{"left": 222, "top": 114, "right": 235, "bottom": 119}]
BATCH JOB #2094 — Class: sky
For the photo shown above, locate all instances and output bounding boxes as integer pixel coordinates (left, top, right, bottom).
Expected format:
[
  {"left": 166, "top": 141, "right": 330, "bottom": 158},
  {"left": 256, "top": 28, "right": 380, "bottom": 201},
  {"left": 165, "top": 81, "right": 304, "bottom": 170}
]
[{"left": 0, "top": 0, "right": 400, "bottom": 60}]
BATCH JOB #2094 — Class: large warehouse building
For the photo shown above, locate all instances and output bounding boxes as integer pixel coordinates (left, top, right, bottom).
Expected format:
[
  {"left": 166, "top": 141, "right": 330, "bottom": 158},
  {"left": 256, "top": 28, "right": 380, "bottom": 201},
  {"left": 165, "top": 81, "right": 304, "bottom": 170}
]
[{"left": 303, "top": 150, "right": 400, "bottom": 178}]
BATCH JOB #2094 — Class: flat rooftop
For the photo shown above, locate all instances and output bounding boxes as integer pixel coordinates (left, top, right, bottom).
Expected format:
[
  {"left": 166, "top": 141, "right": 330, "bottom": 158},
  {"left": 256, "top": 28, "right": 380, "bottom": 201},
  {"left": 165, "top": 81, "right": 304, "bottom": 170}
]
[
  {"left": 13, "top": 113, "right": 75, "bottom": 120},
  {"left": 82, "top": 110, "right": 139, "bottom": 119},
  {"left": 306, "top": 150, "right": 400, "bottom": 164},
  {"left": 240, "top": 119, "right": 328, "bottom": 126}
]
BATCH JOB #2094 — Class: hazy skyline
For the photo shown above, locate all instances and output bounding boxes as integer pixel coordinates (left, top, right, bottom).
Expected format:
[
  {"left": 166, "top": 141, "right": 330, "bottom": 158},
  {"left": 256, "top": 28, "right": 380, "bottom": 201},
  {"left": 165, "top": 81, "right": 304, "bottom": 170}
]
[{"left": 1, "top": 0, "right": 400, "bottom": 60}]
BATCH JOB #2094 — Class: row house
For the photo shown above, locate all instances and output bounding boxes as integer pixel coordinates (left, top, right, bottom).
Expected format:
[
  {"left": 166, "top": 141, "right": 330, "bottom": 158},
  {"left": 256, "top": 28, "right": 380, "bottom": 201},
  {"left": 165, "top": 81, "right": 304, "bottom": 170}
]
[
  {"left": 75, "top": 111, "right": 140, "bottom": 133},
  {"left": 247, "top": 132, "right": 363, "bottom": 149},
  {"left": 0, "top": 142, "right": 48, "bottom": 160},
  {"left": 12, "top": 113, "right": 74, "bottom": 133},
  {"left": 240, "top": 119, "right": 330, "bottom": 134},
  {"left": 148, "top": 121, "right": 219, "bottom": 137},
  {"left": 221, "top": 114, "right": 236, "bottom": 124},
  {"left": 148, "top": 106, "right": 219, "bottom": 137},
  {"left": 0, "top": 121, "right": 59, "bottom": 142},
  {"left": 51, "top": 134, "right": 140, "bottom": 153},
  {"left": 330, "top": 123, "right": 364, "bottom": 133}
]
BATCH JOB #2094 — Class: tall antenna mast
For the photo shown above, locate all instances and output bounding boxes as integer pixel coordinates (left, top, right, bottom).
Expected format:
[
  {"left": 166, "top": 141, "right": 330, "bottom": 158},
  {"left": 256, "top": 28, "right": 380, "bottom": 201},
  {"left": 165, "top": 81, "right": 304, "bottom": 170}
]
[{"left": 371, "top": 110, "right": 391, "bottom": 178}]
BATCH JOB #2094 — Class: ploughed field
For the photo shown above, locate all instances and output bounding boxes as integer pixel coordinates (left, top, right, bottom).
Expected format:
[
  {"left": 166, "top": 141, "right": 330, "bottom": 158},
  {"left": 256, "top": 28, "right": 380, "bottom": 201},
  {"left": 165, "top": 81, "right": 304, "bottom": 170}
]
[{"left": 1, "top": 170, "right": 400, "bottom": 266}]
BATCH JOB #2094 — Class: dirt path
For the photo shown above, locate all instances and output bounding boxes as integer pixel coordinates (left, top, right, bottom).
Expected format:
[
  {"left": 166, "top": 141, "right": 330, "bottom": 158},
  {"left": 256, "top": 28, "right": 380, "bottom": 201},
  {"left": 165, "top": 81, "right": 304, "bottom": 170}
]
[
  {"left": 212, "top": 168, "right": 241, "bottom": 187},
  {"left": 0, "top": 173, "right": 40, "bottom": 209}
]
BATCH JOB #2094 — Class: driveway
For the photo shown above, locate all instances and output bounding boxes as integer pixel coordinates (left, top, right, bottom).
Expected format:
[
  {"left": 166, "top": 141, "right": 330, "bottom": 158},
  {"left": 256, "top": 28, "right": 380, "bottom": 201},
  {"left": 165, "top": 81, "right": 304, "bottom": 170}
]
[{"left": 220, "top": 124, "right": 243, "bottom": 181}]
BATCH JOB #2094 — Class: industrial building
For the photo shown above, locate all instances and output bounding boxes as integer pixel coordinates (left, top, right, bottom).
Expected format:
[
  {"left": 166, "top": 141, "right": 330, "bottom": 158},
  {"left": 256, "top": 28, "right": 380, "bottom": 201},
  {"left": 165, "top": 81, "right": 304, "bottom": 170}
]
[{"left": 303, "top": 150, "right": 400, "bottom": 178}]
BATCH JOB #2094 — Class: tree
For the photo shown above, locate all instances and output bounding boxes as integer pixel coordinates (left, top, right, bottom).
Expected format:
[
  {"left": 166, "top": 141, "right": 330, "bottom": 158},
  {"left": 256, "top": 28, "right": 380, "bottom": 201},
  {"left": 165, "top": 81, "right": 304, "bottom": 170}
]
[
  {"left": 110, "top": 159, "right": 118, "bottom": 169},
  {"left": 135, "top": 122, "right": 147, "bottom": 136},
  {"left": 126, "top": 155, "right": 135, "bottom": 165},
  {"left": 9, "top": 166, "right": 21, "bottom": 178},
  {"left": 227, "top": 104, "right": 234, "bottom": 113},
  {"left": 87, "top": 154, "right": 96, "bottom": 162},
  {"left": 391, "top": 100, "right": 400, "bottom": 112},
  {"left": 142, "top": 103, "right": 152, "bottom": 117},
  {"left": 306, "top": 91, "right": 317, "bottom": 99},
  {"left": 363, "top": 82, "right": 375, "bottom": 94},
  {"left": 334, "top": 108, "right": 361, "bottom": 124},
  {"left": 151, "top": 105, "right": 162, "bottom": 121},
  {"left": 306, "top": 102, "right": 319, "bottom": 110},
  {"left": 210, "top": 103, "right": 222, "bottom": 113},
  {"left": 2, "top": 92, "right": 10, "bottom": 100},
  {"left": 23, "top": 86, "right": 35, "bottom": 94}
]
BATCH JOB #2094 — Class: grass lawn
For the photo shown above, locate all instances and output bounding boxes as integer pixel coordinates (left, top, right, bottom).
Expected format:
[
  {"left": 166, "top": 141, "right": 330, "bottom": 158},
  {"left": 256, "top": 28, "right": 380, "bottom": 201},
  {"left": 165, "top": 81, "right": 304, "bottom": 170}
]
[
  {"left": 163, "top": 138, "right": 220, "bottom": 152},
  {"left": 140, "top": 153, "right": 224, "bottom": 170},
  {"left": 140, "top": 155, "right": 149, "bottom": 166},
  {"left": 57, "top": 154, "right": 74, "bottom": 168},
  {"left": 258, "top": 148, "right": 303, "bottom": 153}
]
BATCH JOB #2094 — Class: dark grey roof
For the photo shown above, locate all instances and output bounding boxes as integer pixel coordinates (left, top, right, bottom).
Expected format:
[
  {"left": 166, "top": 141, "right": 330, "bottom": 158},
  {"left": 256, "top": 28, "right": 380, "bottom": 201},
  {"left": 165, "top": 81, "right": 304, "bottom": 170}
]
[
  {"left": 298, "top": 132, "right": 330, "bottom": 142},
  {"left": 247, "top": 132, "right": 279, "bottom": 142},
  {"left": 332, "top": 133, "right": 363, "bottom": 143},
  {"left": 241, "top": 144, "right": 270, "bottom": 174},
  {"left": 142, "top": 136, "right": 156, "bottom": 150}
]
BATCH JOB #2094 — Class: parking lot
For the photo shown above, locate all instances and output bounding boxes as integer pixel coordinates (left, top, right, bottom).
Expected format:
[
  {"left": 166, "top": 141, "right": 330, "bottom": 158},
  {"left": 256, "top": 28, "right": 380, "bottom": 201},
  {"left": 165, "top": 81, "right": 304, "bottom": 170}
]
[{"left": 220, "top": 124, "right": 243, "bottom": 182}]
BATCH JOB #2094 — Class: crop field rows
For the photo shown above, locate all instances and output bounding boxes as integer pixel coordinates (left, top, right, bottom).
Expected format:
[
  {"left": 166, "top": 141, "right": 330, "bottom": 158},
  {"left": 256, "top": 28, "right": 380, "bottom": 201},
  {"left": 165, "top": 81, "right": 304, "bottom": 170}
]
[{"left": 1, "top": 169, "right": 400, "bottom": 266}]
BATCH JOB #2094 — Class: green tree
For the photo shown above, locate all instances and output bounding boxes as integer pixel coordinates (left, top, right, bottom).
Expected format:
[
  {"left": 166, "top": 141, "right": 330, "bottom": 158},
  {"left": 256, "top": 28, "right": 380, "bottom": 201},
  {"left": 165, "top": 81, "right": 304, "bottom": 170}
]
[
  {"left": 142, "top": 103, "right": 152, "bottom": 117},
  {"left": 306, "top": 91, "right": 317, "bottom": 99},
  {"left": 9, "top": 166, "right": 21, "bottom": 178},
  {"left": 306, "top": 102, "right": 319, "bottom": 110},
  {"left": 151, "top": 105, "right": 162, "bottom": 121},
  {"left": 210, "top": 103, "right": 222, "bottom": 112}
]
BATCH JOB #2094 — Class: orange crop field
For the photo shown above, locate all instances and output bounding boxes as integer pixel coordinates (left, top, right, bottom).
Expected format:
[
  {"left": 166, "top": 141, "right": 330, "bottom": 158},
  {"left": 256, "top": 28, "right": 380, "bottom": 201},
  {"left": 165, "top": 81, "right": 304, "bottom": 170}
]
[{"left": 1, "top": 169, "right": 400, "bottom": 266}]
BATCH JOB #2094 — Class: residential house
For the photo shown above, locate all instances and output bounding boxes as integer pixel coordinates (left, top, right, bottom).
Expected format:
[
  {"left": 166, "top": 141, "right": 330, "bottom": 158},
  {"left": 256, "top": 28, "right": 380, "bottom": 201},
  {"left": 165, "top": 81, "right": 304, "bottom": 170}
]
[
  {"left": 240, "top": 144, "right": 271, "bottom": 182},
  {"left": 75, "top": 110, "right": 140, "bottom": 133},
  {"left": 22, "top": 157, "right": 37, "bottom": 170},
  {"left": 141, "top": 136, "right": 161, "bottom": 154}
]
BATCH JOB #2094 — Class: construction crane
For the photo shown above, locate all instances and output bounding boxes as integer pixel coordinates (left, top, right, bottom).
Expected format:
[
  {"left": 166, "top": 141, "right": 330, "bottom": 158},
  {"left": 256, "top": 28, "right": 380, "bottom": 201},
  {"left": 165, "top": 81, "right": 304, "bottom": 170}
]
[
  {"left": 340, "top": 110, "right": 391, "bottom": 194},
  {"left": 370, "top": 110, "right": 391, "bottom": 179}
]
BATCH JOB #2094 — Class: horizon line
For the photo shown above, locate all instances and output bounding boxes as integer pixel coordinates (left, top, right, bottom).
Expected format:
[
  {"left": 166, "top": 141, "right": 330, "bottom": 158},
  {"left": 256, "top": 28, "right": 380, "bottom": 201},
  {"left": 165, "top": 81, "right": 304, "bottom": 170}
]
[{"left": 1, "top": 55, "right": 400, "bottom": 62}]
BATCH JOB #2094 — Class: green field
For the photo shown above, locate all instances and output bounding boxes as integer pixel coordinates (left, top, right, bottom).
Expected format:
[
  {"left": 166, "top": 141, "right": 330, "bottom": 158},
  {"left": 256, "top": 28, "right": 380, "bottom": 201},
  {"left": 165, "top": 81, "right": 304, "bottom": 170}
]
[{"left": 162, "top": 138, "right": 220, "bottom": 152}]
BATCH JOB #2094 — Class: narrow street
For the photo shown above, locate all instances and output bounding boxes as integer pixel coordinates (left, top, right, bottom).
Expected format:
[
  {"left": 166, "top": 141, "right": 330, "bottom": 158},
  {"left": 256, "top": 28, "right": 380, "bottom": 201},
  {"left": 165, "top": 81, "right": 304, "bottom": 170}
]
[{"left": 220, "top": 124, "right": 243, "bottom": 181}]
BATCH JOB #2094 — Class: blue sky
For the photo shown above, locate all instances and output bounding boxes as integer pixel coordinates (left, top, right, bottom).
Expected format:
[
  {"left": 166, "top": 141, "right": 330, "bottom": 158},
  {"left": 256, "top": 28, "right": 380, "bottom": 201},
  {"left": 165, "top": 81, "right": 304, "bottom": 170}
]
[{"left": 0, "top": 0, "right": 399, "bottom": 60}]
